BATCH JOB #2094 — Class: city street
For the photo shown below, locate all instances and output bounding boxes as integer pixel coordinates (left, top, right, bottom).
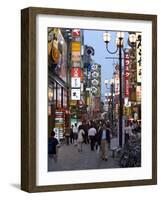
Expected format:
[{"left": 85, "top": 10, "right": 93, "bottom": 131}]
[
  {"left": 48, "top": 137, "right": 120, "bottom": 171},
  {"left": 47, "top": 28, "right": 142, "bottom": 171}
]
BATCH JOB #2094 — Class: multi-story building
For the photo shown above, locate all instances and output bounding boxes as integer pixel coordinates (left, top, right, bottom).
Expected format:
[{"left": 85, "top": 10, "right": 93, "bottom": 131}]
[{"left": 48, "top": 28, "right": 104, "bottom": 140}]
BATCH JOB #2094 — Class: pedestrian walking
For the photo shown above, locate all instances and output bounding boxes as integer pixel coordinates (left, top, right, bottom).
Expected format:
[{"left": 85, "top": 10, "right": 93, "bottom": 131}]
[
  {"left": 77, "top": 126, "right": 85, "bottom": 152},
  {"left": 65, "top": 127, "right": 70, "bottom": 145},
  {"left": 124, "top": 122, "right": 132, "bottom": 145},
  {"left": 131, "top": 120, "right": 137, "bottom": 134},
  {"left": 70, "top": 125, "right": 74, "bottom": 144},
  {"left": 98, "top": 124, "right": 111, "bottom": 161},
  {"left": 83, "top": 123, "right": 89, "bottom": 144},
  {"left": 48, "top": 130, "right": 59, "bottom": 162},
  {"left": 88, "top": 124, "right": 97, "bottom": 151},
  {"left": 73, "top": 123, "right": 78, "bottom": 145}
]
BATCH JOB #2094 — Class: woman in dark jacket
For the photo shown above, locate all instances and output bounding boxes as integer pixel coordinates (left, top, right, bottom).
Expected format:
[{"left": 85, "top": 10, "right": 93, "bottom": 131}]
[{"left": 48, "top": 131, "right": 59, "bottom": 162}]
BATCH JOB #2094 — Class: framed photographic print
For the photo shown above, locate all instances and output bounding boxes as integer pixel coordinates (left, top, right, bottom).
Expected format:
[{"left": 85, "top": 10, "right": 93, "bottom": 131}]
[{"left": 21, "top": 7, "right": 157, "bottom": 192}]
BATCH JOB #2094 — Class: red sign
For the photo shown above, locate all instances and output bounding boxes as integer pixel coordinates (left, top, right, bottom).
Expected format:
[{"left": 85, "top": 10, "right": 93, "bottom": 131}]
[
  {"left": 72, "top": 29, "right": 80, "bottom": 37},
  {"left": 94, "top": 97, "right": 100, "bottom": 111},
  {"left": 71, "top": 67, "right": 81, "bottom": 78},
  {"left": 124, "top": 51, "right": 130, "bottom": 97}
]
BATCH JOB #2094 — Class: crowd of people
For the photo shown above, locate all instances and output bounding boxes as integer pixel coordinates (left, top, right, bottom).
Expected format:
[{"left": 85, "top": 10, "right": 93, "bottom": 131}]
[
  {"left": 48, "top": 119, "right": 141, "bottom": 163},
  {"left": 48, "top": 120, "right": 113, "bottom": 162},
  {"left": 124, "top": 120, "right": 141, "bottom": 145}
]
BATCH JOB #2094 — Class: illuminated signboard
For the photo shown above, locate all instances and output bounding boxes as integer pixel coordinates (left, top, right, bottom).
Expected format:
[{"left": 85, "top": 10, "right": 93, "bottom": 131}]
[
  {"left": 136, "top": 85, "right": 141, "bottom": 102},
  {"left": 114, "top": 73, "right": 119, "bottom": 95},
  {"left": 71, "top": 77, "right": 81, "bottom": 88},
  {"left": 71, "top": 67, "right": 81, "bottom": 77},
  {"left": 72, "top": 42, "right": 81, "bottom": 52},
  {"left": 72, "top": 29, "right": 80, "bottom": 37},
  {"left": 72, "top": 51, "right": 81, "bottom": 62},
  {"left": 124, "top": 51, "right": 130, "bottom": 97},
  {"left": 71, "top": 89, "right": 80, "bottom": 100}
]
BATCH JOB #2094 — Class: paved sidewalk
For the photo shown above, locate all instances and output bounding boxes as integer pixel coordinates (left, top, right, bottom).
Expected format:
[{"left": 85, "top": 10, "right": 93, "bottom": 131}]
[{"left": 48, "top": 137, "right": 120, "bottom": 172}]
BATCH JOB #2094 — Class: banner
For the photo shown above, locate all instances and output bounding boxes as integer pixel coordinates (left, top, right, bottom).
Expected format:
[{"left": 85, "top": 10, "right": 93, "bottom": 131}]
[
  {"left": 71, "top": 77, "right": 81, "bottom": 88},
  {"left": 55, "top": 112, "right": 64, "bottom": 124},
  {"left": 72, "top": 51, "right": 81, "bottom": 62},
  {"left": 72, "top": 29, "right": 81, "bottom": 37},
  {"left": 90, "top": 63, "right": 101, "bottom": 96},
  {"left": 94, "top": 97, "right": 100, "bottom": 111},
  {"left": 136, "top": 33, "right": 142, "bottom": 83},
  {"left": 73, "top": 62, "right": 80, "bottom": 67},
  {"left": 71, "top": 67, "right": 81, "bottom": 77},
  {"left": 136, "top": 85, "right": 141, "bottom": 102},
  {"left": 124, "top": 51, "right": 130, "bottom": 97},
  {"left": 114, "top": 72, "right": 119, "bottom": 95},
  {"left": 71, "top": 89, "right": 80, "bottom": 100},
  {"left": 69, "top": 100, "right": 77, "bottom": 106},
  {"left": 72, "top": 42, "right": 81, "bottom": 52}
]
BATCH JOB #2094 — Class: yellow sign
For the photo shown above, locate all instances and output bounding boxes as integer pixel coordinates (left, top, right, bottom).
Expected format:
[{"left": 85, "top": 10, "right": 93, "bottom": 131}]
[
  {"left": 70, "top": 100, "right": 77, "bottom": 106},
  {"left": 72, "top": 42, "right": 81, "bottom": 52}
]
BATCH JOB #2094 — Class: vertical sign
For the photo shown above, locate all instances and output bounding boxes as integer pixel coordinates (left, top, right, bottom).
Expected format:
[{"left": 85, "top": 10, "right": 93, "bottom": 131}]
[
  {"left": 114, "top": 72, "right": 119, "bottom": 95},
  {"left": 71, "top": 67, "right": 81, "bottom": 88},
  {"left": 124, "top": 51, "right": 130, "bottom": 97},
  {"left": 91, "top": 64, "right": 101, "bottom": 96},
  {"left": 71, "top": 67, "right": 81, "bottom": 77},
  {"left": 136, "top": 85, "right": 141, "bottom": 102},
  {"left": 136, "top": 33, "right": 142, "bottom": 83},
  {"left": 70, "top": 29, "right": 82, "bottom": 101},
  {"left": 94, "top": 96, "right": 100, "bottom": 111},
  {"left": 72, "top": 29, "right": 81, "bottom": 42},
  {"left": 71, "top": 42, "right": 81, "bottom": 51},
  {"left": 71, "top": 89, "right": 80, "bottom": 100},
  {"left": 71, "top": 52, "right": 81, "bottom": 62},
  {"left": 72, "top": 29, "right": 80, "bottom": 37}
]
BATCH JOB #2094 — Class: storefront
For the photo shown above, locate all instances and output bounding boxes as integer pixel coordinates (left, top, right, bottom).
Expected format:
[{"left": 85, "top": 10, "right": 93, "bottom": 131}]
[
  {"left": 48, "top": 28, "right": 70, "bottom": 140},
  {"left": 48, "top": 80, "right": 68, "bottom": 140}
]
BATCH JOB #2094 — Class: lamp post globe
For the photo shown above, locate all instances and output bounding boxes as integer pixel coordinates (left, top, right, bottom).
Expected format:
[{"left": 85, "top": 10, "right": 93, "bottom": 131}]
[
  {"left": 103, "top": 32, "right": 111, "bottom": 43},
  {"left": 129, "top": 33, "right": 137, "bottom": 46}
]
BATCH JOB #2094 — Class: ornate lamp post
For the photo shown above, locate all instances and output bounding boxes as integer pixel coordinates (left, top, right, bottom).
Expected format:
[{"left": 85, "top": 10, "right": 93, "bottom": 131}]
[
  {"left": 103, "top": 32, "right": 137, "bottom": 147},
  {"left": 103, "top": 31, "right": 124, "bottom": 147}
]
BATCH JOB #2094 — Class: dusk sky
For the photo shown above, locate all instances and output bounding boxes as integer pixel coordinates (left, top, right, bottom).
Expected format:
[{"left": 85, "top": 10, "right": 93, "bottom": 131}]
[{"left": 84, "top": 30, "right": 129, "bottom": 100}]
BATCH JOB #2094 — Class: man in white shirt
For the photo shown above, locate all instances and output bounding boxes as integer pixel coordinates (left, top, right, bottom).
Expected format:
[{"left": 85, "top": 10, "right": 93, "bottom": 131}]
[
  {"left": 88, "top": 125, "right": 97, "bottom": 151},
  {"left": 73, "top": 123, "right": 78, "bottom": 145}
]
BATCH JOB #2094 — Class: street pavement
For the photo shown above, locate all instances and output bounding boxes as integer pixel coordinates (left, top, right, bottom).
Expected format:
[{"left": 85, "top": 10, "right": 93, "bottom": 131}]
[{"left": 48, "top": 137, "right": 120, "bottom": 171}]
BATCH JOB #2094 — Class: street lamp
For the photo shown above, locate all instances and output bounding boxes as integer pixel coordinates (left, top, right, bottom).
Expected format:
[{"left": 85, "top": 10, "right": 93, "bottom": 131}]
[
  {"left": 128, "top": 33, "right": 137, "bottom": 47},
  {"left": 103, "top": 31, "right": 137, "bottom": 147},
  {"left": 103, "top": 31, "right": 124, "bottom": 147},
  {"left": 104, "top": 79, "right": 109, "bottom": 86}
]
